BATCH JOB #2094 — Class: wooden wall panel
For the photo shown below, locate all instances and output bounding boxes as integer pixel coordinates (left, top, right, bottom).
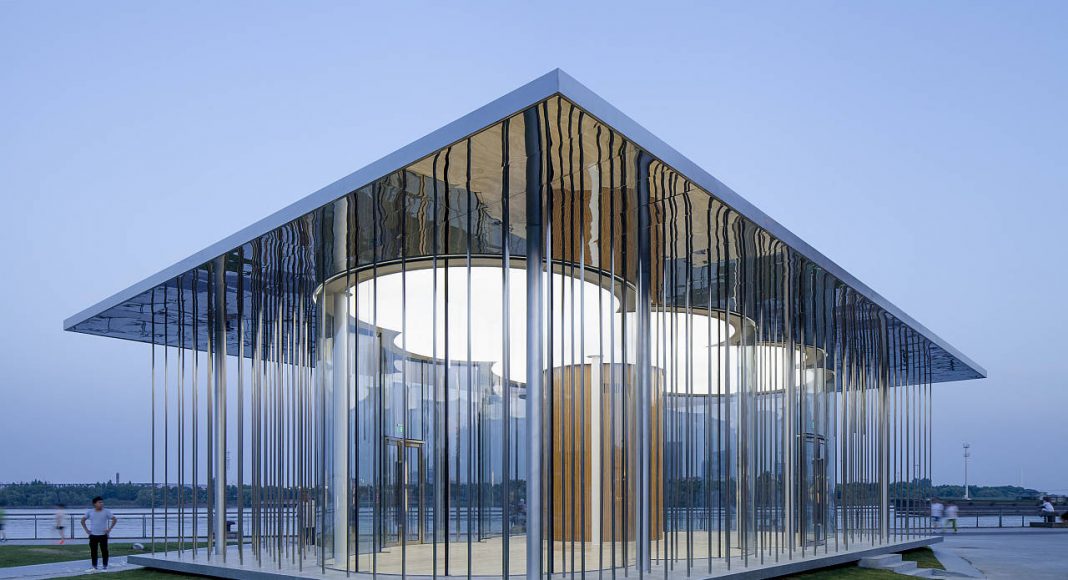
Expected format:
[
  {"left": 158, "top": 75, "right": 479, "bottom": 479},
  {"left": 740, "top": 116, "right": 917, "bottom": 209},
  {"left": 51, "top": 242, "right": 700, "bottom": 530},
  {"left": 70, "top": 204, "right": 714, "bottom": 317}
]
[{"left": 548, "top": 363, "right": 663, "bottom": 542}]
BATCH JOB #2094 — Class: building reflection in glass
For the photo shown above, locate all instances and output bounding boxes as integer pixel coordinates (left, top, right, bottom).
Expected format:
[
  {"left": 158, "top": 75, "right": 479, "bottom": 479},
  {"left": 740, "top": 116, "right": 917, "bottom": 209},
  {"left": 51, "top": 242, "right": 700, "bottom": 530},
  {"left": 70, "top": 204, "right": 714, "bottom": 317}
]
[{"left": 66, "top": 73, "right": 983, "bottom": 578}]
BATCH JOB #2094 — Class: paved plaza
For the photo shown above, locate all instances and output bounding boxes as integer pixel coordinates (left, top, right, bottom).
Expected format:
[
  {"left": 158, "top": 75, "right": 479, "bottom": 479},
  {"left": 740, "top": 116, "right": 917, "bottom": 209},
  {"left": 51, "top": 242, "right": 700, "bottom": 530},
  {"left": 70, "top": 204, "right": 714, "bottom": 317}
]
[
  {"left": 936, "top": 529, "right": 1068, "bottom": 579},
  {"left": 0, "top": 557, "right": 133, "bottom": 580}
]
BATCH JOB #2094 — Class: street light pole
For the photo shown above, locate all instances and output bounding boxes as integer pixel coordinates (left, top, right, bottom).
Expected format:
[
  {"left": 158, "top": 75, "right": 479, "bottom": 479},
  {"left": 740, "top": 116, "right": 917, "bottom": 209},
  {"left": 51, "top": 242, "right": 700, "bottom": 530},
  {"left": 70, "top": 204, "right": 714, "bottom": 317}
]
[{"left": 963, "top": 443, "right": 971, "bottom": 500}]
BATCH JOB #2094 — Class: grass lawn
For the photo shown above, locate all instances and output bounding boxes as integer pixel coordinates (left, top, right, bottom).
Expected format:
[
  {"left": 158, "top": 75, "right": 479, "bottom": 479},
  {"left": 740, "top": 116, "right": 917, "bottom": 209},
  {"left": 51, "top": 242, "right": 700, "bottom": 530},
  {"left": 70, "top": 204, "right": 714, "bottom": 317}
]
[
  {"left": 0, "top": 542, "right": 207, "bottom": 568},
  {"left": 780, "top": 563, "right": 904, "bottom": 578},
  {"left": 902, "top": 546, "right": 944, "bottom": 569}
]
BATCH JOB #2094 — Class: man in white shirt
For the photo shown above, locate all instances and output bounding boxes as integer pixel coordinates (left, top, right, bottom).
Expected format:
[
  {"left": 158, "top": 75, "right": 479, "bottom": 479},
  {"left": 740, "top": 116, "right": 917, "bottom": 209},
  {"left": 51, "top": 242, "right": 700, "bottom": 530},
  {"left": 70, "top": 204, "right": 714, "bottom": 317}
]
[
  {"left": 1041, "top": 497, "right": 1056, "bottom": 524},
  {"left": 930, "top": 498, "right": 944, "bottom": 531},
  {"left": 80, "top": 496, "right": 117, "bottom": 570}
]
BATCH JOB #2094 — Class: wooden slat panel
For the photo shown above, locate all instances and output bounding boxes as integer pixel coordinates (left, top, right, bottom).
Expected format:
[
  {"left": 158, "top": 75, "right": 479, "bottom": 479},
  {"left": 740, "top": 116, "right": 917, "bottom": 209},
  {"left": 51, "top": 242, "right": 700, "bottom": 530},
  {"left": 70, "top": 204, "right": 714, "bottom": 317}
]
[{"left": 549, "top": 363, "right": 663, "bottom": 542}]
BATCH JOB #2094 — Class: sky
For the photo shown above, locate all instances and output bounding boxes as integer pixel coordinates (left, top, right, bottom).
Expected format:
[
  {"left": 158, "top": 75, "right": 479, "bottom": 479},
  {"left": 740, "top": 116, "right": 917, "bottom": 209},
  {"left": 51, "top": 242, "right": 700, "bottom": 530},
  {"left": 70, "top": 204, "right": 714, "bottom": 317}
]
[{"left": 0, "top": 1, "right": 1065, "bottom": 491}]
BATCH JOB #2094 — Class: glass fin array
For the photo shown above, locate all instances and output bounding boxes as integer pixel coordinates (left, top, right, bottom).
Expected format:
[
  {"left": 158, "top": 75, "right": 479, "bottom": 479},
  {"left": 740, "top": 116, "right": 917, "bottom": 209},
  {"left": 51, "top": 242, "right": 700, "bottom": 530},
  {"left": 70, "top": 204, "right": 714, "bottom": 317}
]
[{"left": 74, "top": 95, "right": 962, "bottom": 578}]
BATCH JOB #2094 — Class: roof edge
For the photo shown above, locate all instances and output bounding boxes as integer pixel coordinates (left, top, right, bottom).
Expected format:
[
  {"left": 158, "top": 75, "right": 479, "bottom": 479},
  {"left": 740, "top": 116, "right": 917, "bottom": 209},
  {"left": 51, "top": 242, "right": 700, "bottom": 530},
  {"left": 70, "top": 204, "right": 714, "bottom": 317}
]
[
  {"left": 552, "top": 69, "right": 986, "bottom": 379},
  {"left": 64, "top": 68, "right": 985, "bottom": 380},
  {"left": 63, "top": 69, "right": 568, "bottom": 332}
]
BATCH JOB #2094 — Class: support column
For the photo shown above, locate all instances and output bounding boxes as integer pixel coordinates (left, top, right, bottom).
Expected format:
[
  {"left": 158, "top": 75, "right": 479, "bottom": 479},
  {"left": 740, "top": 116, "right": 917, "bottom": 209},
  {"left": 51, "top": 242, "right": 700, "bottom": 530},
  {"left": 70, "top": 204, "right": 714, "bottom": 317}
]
[
  {"left": 332, "top": 291, "right": 349, "bottom": 559},
  {"left": 878, "top": 316, "right": 890, "bottom": 541},
  {"left": 212, "top": 256, "right": 228, "bottom": 558},
  {"left": 331, "top": 201, "right": 350, "bottom": 562},
  {"left": 589, "top": 358, "right": 602, "bottom": 545},
  {"left": 784, "top": 265, "right": 796, "bottom": 553},
  {"left": 635, "top": 152, "right": 652, "bottom": 575},
  {"left": 523, "top": 106, "right": 543, "bottom": 580}
]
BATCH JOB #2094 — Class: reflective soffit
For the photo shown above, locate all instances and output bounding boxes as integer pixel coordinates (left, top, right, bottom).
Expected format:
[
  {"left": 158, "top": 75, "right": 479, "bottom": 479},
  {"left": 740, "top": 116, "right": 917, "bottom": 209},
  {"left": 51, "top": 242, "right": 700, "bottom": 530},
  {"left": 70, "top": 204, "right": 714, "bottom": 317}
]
[{"left": 63, "top": 69, "right": 986, "bottom": 383}]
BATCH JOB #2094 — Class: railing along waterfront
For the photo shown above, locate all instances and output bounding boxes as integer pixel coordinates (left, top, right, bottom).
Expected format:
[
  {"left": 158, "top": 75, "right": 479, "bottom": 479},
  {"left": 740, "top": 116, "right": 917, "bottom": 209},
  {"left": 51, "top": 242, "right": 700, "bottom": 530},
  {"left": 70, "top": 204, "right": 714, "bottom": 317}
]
[
  {"left": 2, "top": 511, "right": 253, "bottom": 541},
  {"left": 2, "top": 506, "right": 1052, "bottom": 542}
]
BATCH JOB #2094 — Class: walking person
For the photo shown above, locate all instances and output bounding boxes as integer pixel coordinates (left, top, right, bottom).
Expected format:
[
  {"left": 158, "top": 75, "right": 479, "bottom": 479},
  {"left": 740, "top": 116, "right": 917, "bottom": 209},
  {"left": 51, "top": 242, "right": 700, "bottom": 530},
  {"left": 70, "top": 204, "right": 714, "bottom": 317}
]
[
  {"left": 944, "top": 501, "right": 959, "bottom": 533},
  {"left": 0, "top": 506, "right": 7, "bottom": 542},
  {"left": 929, "top": 497, "right": 944, "bottom": 532},
  {"left": 54, "top": 504, "right": 67, "bottom": 544},
  {"left": 81, "top": 496, "right": 117, "bottom": 571}
]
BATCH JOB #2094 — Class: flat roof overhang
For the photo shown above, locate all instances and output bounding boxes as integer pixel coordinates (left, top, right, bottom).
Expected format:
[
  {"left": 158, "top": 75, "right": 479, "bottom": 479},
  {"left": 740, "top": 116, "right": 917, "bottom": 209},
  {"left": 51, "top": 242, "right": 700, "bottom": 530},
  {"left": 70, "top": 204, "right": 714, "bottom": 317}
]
[{"left": 63, "top": 69, "right": 986, "bottom": 383}]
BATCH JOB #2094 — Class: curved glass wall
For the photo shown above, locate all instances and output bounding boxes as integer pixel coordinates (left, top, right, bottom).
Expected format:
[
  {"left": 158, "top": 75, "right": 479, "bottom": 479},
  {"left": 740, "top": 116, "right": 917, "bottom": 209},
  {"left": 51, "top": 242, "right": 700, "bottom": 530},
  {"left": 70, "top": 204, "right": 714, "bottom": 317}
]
[
  {"left": 120, "top": 94, "right": 945, "bottom": 578},
  {"left": 319, "top": 259, "right": 639, "bottom": 575},
  {"left": 318, "top": 258, "right": 752, "bottom": 575}
]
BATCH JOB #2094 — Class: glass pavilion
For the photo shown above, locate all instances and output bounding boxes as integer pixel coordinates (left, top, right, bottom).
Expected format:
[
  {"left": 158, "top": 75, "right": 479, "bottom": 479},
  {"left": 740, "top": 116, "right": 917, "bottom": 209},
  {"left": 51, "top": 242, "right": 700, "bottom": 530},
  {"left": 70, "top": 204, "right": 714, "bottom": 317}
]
[{"left": 65, "top": 70, "right": 984, "bottom": 579}]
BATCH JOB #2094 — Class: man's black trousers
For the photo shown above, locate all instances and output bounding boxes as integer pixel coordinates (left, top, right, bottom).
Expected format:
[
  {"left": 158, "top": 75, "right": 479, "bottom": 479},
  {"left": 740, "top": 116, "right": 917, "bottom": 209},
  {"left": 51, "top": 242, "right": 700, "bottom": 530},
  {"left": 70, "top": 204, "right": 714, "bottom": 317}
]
[{"left": 89, "top": 534, "right": 109, "bottom": 568}]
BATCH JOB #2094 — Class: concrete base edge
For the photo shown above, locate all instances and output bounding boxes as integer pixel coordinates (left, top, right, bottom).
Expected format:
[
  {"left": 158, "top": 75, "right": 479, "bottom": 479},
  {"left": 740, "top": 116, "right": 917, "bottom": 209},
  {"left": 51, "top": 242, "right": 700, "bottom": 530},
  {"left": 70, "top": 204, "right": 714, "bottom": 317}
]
[
  {"left": 130, "top": 536, "right": 943, "bottom": 580},
  {"left": 127, "top": 554, "right": 326, "bottom": 580},
  {"left": 691, "top": 537, "right": 943, "bottom": 580}
]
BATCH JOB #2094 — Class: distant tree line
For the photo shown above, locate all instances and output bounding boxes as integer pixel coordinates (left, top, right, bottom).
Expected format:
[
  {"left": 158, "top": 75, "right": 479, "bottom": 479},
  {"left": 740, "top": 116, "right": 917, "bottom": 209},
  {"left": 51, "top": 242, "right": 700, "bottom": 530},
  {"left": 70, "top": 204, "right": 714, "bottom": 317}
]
[
  {"left": 927, "top": 483, "right": 1043, "bottom": 500},
  {"left": 0, "top": 481, "right": 249, "bottom": 508},
  {"left": 842, "top": 479, "right": 1041, "bottom": 501}
]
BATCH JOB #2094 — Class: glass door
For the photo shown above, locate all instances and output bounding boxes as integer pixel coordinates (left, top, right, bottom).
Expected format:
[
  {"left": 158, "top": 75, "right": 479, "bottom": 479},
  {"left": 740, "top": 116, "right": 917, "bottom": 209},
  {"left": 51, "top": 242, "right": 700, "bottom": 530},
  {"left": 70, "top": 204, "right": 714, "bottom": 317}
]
[
  {"left": 802, "top": 434, "right": 827, "bottom": 546},
  {"left": 383, "top": 437, "right": 426, "bottom": 547}
]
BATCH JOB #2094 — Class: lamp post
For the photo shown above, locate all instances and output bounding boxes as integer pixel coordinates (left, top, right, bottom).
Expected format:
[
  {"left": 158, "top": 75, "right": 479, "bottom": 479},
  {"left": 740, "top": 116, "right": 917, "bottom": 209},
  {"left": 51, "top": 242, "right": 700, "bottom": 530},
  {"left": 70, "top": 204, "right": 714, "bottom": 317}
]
[{"left": 963, "top": 443, "right": 971, "bottom": 500}]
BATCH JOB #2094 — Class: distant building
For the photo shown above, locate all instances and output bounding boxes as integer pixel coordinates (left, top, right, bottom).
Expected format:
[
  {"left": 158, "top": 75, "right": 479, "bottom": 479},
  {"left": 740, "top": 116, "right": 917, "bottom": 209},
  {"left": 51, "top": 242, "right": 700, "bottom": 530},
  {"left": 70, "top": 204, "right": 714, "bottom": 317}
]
[{"left": 66, "top": 70, "right": 984, "bottom": 578}]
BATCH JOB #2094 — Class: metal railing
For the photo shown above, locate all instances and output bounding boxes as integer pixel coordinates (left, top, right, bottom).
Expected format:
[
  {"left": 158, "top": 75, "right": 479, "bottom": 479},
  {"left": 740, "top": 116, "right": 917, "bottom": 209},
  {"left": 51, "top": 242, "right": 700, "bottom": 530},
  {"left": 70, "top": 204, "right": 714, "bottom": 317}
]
[
  {"left": 1, "top": 511, "right": 253, "bottom": 541},
  {"left": 1, "top": 508, "right": 1054, "bottom": 542},
  {"left": 894, "top": 510, "right": 1054, "bottom": 529},
  {"left": 948, "top": 512, "right": 1052, "bottom": 528}
]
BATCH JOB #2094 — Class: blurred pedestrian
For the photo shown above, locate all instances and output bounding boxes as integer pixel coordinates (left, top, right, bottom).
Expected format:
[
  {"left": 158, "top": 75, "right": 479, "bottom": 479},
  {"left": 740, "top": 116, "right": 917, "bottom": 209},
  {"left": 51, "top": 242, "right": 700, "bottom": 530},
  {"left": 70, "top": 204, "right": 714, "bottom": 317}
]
[
  {"left": 54, "top": 504, "right": 67, "bottom": 545},
  {"left": 944, "top": 501, "right": 959, "bottom": 533},
  {"left": 929, "top": 498, "right": 944, "bottom": 531},
  {"left": 80, "top": 496, "right": 117, "bottom": 571},
  {"left": 0, "top": 506, "right": 7, "bottom": 542}
]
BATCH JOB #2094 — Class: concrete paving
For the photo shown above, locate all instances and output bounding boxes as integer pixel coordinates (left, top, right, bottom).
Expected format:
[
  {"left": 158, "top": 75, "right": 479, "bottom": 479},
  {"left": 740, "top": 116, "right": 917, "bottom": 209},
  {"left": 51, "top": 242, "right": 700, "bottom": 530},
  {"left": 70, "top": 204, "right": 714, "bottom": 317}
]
[
  {"left": 937, "top": 529, "right": 1068, "bottom": 579},
  {"left": 0, "top": 557, "right": 136, "bottom": 579},
  {"left": 930, "top": 543, "right": 984, "bottom": 578}
]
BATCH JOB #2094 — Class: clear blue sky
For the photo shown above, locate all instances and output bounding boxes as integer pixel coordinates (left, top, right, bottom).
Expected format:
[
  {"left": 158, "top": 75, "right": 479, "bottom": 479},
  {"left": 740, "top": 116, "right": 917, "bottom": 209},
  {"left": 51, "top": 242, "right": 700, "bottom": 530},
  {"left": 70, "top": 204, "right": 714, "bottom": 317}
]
[{"left": 1, "top": 1, "right": 1065, "bottom": 491}]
